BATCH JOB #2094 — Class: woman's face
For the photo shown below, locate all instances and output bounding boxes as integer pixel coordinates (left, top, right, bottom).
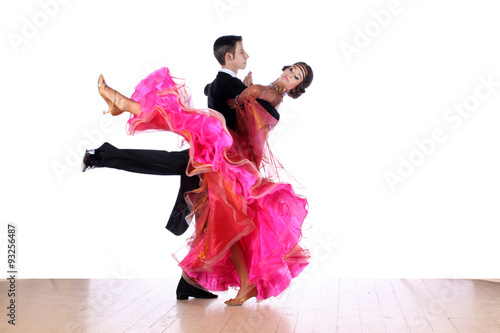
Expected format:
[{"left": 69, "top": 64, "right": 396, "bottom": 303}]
[{"left": 278, "top": 64, "right": 307, "bottom": 90}]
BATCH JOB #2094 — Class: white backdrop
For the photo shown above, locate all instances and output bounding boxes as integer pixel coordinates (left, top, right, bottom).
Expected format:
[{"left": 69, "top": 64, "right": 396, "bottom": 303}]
[{"left": 1, "top": 0, "right": 499, "bottom": 279}]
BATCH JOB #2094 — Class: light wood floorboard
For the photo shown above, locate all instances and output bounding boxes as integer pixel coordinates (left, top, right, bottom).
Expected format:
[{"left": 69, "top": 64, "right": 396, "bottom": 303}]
[{"left": 1, "top": 278, "right": 499, "bottom": 332}]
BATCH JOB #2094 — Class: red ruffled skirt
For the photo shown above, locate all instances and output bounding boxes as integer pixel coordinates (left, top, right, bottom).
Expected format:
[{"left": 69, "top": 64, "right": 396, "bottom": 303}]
[{"left": 128, "top": 67, "right": 309, "bottom": 300}]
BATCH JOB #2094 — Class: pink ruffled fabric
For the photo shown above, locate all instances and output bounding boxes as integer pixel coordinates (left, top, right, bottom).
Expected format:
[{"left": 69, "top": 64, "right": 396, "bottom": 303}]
[{"left": 128, "top": 67, "right": 309, "bottom": 300}]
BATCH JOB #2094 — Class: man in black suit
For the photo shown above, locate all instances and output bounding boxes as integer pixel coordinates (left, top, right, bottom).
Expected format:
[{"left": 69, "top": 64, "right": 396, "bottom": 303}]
[
  {"left": 204, "top": 36, "right": 279, "bottom": 128},
  {"left": 82, "top": 35, "right": 278, "bottom": 299},
  {"left": 205, "top": 35, "right": 252, "bottom": 130}
]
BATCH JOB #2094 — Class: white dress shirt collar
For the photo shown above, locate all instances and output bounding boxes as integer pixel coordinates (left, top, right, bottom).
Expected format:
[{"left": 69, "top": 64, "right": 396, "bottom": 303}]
[{"left": 219, "top": 68, "right": 237, "bottom": 78}]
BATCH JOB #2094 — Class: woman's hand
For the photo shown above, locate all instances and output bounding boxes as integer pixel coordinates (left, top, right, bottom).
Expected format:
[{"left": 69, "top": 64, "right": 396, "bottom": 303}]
[{"left": 227, "top": 98, "right": 237, "bottom": 109}]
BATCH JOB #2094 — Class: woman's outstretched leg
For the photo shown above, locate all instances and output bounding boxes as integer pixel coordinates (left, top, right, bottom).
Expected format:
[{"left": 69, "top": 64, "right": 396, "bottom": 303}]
[
  {"left": 98, "top": 75, "right": 141, "bottom": 116},
  {"left": 225, "top": 241, "right": 257, "bottom": 306}
]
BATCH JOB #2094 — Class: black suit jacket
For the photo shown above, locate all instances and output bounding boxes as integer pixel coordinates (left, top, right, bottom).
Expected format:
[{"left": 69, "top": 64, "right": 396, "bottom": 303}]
[
  {"left": 204, "top": 72, "right": 279, "bottom": 131},
  {"left": 204, "top": 71, "right": 246, "bottom": 131}
]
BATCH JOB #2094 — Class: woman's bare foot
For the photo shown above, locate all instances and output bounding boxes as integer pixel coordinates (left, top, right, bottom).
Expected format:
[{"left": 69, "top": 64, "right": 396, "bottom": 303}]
[
  {"left": 224, "top": 286, "right": 257, "bottom": 306},
  {"left": 98, "top": 74, "right": 123, "bottom": 116}
]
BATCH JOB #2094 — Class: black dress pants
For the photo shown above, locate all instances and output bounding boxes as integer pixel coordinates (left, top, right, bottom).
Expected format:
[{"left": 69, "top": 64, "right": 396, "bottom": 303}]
[{"left": 93, "top": 142, "right": 199, "bottom": 235}]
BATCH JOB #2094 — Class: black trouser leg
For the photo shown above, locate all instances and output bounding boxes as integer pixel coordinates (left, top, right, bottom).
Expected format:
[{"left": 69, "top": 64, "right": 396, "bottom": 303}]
[
  {"left": 94, "top": 142, "right": 190, "bottom": 175},
  {"left": 91, "top": 142, "right": 199, "bottom": 235}
]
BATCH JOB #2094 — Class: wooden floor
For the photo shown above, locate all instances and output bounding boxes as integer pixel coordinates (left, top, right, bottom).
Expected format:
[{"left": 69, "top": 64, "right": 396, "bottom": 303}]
[{"left": 1, "top": 278, "right": 499, "bottom": 333}]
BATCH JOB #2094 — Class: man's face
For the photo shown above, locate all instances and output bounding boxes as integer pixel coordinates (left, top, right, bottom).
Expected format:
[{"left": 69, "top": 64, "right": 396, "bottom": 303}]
[{"left": 229, "top": 42, "right": 249, "bottom": 71}]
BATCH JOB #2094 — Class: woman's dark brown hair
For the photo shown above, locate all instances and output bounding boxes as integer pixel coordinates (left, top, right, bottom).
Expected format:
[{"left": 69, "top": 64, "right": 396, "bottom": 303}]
[{"left": 282, "top": 62, "right": 313, "bottom": 99}]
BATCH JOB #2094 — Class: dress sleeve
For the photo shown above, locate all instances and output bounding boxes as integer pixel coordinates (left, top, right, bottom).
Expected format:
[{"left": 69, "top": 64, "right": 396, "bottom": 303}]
[{"left": 237, "top": 85, "right": 265, "bottom": 104}]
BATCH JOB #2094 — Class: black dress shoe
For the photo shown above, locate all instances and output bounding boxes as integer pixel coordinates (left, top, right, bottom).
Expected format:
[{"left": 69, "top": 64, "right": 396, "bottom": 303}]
[
  {"left": 81, "top": 149, "right": 105, "bottom": 172},
  {"left": 81, "top": 150, "right": 96, "bottom": 172},
  {"left": 176, "top": 277, "right": 218, "bottom": 300}
]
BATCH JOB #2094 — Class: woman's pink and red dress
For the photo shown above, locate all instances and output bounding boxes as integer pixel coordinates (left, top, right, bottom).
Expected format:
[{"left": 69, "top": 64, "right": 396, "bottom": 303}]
[{"left": 127, "top": 67, "right": 309, "bottom": 300}]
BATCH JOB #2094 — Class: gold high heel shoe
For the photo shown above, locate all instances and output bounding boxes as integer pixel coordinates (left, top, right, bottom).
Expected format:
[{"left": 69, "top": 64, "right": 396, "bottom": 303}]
[
  {"left": 224, "top": 286, "right": 257, "bottom": 306},
  {"left": 98, "top": 74, "right": 122, "bottom": 116}
]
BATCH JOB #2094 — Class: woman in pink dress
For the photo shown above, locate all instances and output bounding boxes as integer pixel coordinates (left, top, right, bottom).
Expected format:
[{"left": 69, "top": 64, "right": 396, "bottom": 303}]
[{"left": 98, "top": 62, "right": 313, "bottom": 305}]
